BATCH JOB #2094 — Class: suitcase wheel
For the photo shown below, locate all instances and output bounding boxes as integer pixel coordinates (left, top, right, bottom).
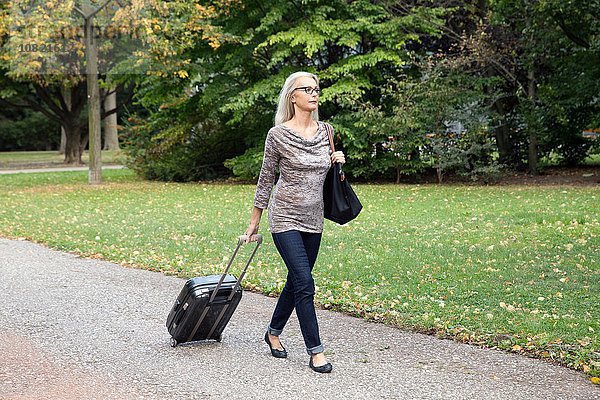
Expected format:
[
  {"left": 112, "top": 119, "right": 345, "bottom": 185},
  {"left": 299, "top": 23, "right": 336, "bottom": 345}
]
[
  {"left": 215, "top": 333, "right": 222, "bottom": 342},
  {"left": 170, "top": 337, "right": 178, "bottom": 348}
]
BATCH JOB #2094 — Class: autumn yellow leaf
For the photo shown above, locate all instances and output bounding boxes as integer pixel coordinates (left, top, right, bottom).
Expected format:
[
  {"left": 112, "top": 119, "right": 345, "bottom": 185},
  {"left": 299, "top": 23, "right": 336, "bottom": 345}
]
[{"left": 582, "top": 365, "right": 594, "bottom": 375}]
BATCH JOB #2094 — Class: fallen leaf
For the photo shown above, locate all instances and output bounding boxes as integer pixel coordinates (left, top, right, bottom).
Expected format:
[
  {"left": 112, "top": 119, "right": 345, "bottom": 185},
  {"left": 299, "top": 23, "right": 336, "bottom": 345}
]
[{"left": 582, "top": 365, "right": 590, "bottom": 373}]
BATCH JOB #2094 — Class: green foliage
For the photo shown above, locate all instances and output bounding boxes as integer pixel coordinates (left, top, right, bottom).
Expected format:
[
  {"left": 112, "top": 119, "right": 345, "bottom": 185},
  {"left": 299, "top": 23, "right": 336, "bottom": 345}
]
[
  {"left": 355, "top": 52, "right": 504, "bottom": 183},
  {"left": 482, "top": 0, "right": 600, "bottom": 169},
  {"left": 542, "top": 131, "right": 593, "bottom": 167},
  {"left": 223, "top": 147, "right": 264, "bottom": 181},
  {"left": 0, "top": 0, "right": 230, "bottom": 164},
  {"left": 122, "top": 105, "right": 247, "bottom": 182},
  {"left": 0, "top": 108, "right": 60, "bottom": 151},
  {"left": 429, "top": 135, "right": 503, "bottom": 183},
  {"left": 128, "top": 0, "right": 449, "bottom": 182}
]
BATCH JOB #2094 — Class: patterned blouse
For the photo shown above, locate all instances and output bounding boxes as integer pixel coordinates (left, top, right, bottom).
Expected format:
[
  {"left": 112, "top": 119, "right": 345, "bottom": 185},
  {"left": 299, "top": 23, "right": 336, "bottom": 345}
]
[{"left": 253, "top": 121, "right": 332, "bottom": 233}]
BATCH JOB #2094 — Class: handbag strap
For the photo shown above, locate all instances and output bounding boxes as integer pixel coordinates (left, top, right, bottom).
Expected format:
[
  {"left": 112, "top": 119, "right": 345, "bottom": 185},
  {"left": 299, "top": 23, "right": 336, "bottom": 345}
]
[
  {"left": 323, "top": 122, "right": 345, "bottom": 181},
  {"left": 324, "top": 122, "right": 335, "bottom": 154}
]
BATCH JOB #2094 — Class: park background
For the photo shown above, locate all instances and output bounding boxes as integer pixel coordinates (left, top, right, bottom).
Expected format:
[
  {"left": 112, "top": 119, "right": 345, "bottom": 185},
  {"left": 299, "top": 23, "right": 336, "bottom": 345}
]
[{"left": 0, "top": 0, "right": 598, "bottom": 381}]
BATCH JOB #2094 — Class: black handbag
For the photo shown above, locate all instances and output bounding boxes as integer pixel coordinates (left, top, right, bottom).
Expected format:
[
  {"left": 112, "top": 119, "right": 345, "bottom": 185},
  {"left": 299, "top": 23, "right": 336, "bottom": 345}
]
[{"left": 322, "top": 123, "right": 362, "bottom": 225}]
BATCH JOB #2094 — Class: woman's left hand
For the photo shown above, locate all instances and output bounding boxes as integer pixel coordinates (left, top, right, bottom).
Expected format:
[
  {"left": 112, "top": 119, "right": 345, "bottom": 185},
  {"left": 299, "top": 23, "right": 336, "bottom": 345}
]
[{"left": 331, "top": 151, "right": 345, "bottom": 165}]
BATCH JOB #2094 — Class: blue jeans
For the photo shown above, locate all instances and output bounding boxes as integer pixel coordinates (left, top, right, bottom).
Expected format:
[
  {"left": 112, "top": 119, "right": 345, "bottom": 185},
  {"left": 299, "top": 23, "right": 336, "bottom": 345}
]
[{"left": 267, "top": 230, "right": 324, "bottom": 355}]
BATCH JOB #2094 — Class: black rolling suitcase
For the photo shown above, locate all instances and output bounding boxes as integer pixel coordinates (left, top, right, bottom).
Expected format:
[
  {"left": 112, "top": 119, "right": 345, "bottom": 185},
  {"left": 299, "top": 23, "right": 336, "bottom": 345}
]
[{"left": 166, "top": 235, "right": 262, "bottom": 347}]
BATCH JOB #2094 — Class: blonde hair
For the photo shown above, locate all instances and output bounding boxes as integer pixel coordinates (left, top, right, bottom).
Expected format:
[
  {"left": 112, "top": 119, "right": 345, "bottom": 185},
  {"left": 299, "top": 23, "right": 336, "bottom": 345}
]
[{"left": 274, "top": 71, "right": 320, "bottom": 126}]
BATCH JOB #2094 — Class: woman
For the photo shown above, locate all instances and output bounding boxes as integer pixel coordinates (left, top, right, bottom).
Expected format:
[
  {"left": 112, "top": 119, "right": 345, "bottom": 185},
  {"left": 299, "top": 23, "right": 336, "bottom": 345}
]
[{"left": 243, "top": 71, "right": 345, "bottom": 373}]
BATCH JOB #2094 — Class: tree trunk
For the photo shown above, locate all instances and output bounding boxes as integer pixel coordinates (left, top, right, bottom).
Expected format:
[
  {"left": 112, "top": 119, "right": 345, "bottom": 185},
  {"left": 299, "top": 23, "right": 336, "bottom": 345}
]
[
  {"left": 492, "top": 99, "right": 513, "bottom": 166},
  {"left": 59, "top": 127, "right": 67, "bottom": 154},
  {"left": 528, "top": 128, "right": 538, "bottom": 175},
  {"left": 85, "top": 15, "right": 102, "bottom": 184},
  {"left": 495, "top": 123, "right": 512, "bottom": 165},
  {"left": 527, "top": 67, "right": 538, "bottom": 175},
  {"left": 80, "top": 129, "right": 89, "bottom": 156},
  {"left": 102, "top": 89, "right": 119, "bottom": 150},
  {"left": 58, "top": 87, "right": 71, "bottom": 155},
  {"left": 477, "top": 0, "right": 488, "bottom": 19},
  {"left": 63, "top": 123, "right": 83, "bottom": 164}
]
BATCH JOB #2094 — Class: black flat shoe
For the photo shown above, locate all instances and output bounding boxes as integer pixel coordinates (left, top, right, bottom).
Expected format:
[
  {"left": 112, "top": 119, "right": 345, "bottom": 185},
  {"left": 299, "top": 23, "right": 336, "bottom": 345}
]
[
  {"left": 264, "top": 332, "right": 287, "bottom": 358},
  {"left": 309, "top": 358, "right": 332, "bottom": 373}
]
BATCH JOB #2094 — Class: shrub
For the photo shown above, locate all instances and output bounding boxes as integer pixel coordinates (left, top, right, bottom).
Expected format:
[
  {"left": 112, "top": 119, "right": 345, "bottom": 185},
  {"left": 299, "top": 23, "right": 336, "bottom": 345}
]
[
  {"left": 0, "top": 109, "right": 60, "bottom": 151},
  {"left": 122, "top": 109, "right": 247, "bottom": 182},
  {"left": 223, "top": 147, "right": 264, "bottom": 181},
  {"left": 426, "top": 131, "right": 502, "bottom": 184}
]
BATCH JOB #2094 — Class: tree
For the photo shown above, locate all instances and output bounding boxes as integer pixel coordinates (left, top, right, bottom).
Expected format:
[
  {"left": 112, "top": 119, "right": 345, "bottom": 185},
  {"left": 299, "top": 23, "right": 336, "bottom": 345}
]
[
  {"left": 0, "top": 74, "right": 89, "bottom": 164},
  {"left": 125, "top": 0, "right": 448, "bottom": 181},
  {"left": 121, "top": 0, "right": 599, "bottom": 182},
  {"left": 0, "top": 0, "right": 123, "bottom": 165},
  {"left": 0, "top": 0, "right": 223, "bottom": 168},
  {"left": 451, "top": 0, "right": 600, "bottom": 172},
  {"left": 383, "top": 0, "right": 600, "bottom": 175}
]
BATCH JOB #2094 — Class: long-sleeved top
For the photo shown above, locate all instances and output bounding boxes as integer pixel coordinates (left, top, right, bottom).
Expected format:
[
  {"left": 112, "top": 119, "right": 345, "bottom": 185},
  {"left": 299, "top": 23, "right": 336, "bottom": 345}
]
[{"left": 253, "top": 121, "right": 332, "bottom": 233}]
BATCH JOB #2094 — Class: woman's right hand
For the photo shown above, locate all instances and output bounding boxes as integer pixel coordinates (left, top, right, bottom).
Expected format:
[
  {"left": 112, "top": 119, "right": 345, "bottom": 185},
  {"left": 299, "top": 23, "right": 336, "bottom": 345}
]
[
  {"left": 243, "top": 223, "right": 260, "bottom": 244},
  {"left": 243, "top": 207, "right": 263, "bottom": 244}
]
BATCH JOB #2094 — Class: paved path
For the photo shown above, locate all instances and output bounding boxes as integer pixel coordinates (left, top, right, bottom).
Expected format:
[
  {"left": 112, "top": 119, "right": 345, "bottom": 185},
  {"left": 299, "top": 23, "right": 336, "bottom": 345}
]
[
  {"left": 0, "top": 239, "right": 597, "bottom": 400},
  {"left": 0, "top": 165, "right": 127, "bottom": 174}
]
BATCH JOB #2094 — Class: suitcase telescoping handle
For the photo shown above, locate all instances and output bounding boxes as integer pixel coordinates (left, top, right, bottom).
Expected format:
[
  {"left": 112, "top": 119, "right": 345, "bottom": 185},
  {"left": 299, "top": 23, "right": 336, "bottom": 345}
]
[
  {"left": 187, "top": 234, "right": 262, "bottom": 342},
  {"left": 209, "top": 234, "right": 263, "bottom": 304}
]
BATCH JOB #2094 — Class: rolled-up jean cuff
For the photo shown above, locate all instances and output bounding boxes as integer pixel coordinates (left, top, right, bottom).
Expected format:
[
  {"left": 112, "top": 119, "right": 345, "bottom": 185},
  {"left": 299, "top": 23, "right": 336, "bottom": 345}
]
[
  {"left": 306, "top": 344, "right": 324, "bottom": 355},
  {"left": 267, "top": 326, "right": 283, "bottom": 336}
]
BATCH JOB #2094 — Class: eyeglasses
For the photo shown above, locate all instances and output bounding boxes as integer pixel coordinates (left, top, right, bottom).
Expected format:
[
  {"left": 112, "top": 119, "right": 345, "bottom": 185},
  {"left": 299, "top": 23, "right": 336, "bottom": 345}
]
[{"left": 293, "top": 86, "right": 321, "bottom": 95}]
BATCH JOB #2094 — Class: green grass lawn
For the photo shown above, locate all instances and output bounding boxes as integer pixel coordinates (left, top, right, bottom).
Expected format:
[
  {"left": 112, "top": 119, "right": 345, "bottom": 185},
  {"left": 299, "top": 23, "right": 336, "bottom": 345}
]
[
  {"left": 0, "top": 169, "right": 598, "bottom": 377},
  {"left": 0, "top": 150, "right": 125, "bottom": 168}
]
